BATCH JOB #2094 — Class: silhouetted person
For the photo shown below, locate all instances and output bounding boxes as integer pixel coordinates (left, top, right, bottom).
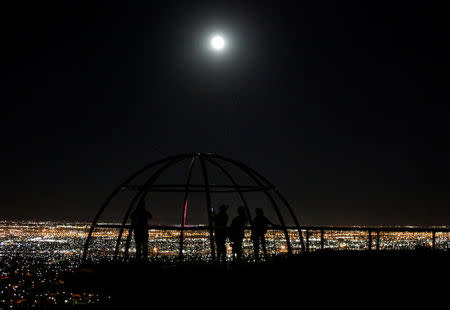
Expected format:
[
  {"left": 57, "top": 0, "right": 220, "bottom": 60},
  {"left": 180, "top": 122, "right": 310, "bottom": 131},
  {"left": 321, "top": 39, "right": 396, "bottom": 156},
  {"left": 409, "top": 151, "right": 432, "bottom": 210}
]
[
  {"left": 212, "top": 205, "right": 229, "bottom": 263},
  {"left": 251, "top": 208, "right": 274, "bottom": 262},
  {"left": 230, "top": 206, "right": 247, "bottom": 263},
  {"left": 131, "top": 200, "right": 152, "bottom": 261}
]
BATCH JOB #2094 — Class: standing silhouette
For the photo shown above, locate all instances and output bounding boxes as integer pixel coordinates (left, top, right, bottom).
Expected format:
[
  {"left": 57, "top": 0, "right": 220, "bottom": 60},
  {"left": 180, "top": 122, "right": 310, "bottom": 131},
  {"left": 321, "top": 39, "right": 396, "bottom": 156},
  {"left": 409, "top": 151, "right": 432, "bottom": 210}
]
[
  {"left": 230, "top": 206, "right": 247, "bottom": 263},
  {"left": 251, "top": 208, "right": 274, "bottom": 262},
  {"left": 131, "top": 200, "right": 152, "bottom": 261},
  {"left": 212, "top": 205, "right": 229, "bottom": 263}
]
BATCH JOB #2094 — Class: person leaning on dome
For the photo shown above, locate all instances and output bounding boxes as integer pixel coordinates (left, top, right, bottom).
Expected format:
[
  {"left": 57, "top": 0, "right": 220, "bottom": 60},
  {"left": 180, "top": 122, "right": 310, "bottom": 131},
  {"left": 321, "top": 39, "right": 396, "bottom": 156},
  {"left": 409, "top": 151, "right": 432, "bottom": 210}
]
[{"left": 251, "top": 208, "right": 275, "bottom": 262}]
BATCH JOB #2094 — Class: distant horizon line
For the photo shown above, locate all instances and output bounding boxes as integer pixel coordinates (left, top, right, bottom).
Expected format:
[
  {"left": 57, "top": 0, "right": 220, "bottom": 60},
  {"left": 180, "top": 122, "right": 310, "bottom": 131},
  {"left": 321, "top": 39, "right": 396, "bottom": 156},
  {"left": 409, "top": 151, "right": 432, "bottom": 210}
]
[{"left": 1, "top": 219, "right": 449, "bottom": 230}]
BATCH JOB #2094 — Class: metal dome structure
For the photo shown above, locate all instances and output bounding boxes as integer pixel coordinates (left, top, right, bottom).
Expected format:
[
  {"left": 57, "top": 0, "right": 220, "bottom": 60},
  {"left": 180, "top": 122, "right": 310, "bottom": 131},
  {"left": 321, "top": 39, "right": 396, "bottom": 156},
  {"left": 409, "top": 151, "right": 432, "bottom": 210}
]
[{"left": 82, "top": 153, "right": 305, "bottom": 262}]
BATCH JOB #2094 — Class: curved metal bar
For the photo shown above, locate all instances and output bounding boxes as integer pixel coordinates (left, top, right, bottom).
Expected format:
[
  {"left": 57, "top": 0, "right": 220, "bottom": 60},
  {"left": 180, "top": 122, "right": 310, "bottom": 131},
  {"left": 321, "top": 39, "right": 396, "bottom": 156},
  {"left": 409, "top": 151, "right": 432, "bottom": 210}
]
[
  {"left": 219, "top": 159, "right": 305, "bottom": 252},
  {"left": 121, "top": 155, "right": 194, "bottom": 260},
  {"left": 208, "top": 154, "right": 293, "bottom": 254},
  {"left": 82, "top": 155, "right": 180, "bottom": 262},
  {"left": 204, "top": 158, "right": 253, "bottom": 224},
  {"left": 121, "top": 184, "right": 274, "bottom": 192},
  {"left": 123, "top": 188, "right": 272, "bottom": 193},
  {"left": 198, "top": 154, "right": 216, "bottom": 262},
  {"left": 269, "top": 190, "right": 305, "bottom": 251},
  {"left": 114, "top": 154, "right": 193, "bottom": 260},
  {"left": 205, "top": 157, "right": 257, "bottom": 258},
  {"left": 178, "top": 156, "right": 197, "bottom": 260}
]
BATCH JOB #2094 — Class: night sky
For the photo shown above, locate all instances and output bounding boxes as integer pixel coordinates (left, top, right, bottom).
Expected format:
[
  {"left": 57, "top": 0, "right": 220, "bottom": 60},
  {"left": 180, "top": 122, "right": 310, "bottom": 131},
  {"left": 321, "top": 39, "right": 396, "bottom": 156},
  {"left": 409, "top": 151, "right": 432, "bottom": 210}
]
[{"left": 2, "top": 1, "right": 449, "bottom": 226}]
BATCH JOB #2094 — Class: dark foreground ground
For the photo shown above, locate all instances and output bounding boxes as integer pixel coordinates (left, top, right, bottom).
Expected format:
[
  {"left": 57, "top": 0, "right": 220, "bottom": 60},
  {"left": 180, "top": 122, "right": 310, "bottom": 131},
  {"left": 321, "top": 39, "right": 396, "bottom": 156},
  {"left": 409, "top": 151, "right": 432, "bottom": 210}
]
[{"left": 66, "top": 250, "right": 449, "bottom": 309}]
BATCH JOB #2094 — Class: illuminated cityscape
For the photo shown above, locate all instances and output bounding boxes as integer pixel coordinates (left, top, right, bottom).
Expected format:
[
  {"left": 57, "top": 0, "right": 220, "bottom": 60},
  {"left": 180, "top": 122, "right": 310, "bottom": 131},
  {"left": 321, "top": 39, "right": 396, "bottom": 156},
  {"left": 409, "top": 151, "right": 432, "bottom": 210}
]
[{"left": 0, "top": 220, "right": 449, "bottom": 308}]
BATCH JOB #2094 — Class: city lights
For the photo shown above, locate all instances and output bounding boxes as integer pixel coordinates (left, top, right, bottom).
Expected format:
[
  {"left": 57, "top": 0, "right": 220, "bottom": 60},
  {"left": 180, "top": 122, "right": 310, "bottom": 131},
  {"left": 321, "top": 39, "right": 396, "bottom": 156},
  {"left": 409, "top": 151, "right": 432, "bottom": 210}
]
[{"left": 0, "top": 220, "right": 449, "bottom": 308}]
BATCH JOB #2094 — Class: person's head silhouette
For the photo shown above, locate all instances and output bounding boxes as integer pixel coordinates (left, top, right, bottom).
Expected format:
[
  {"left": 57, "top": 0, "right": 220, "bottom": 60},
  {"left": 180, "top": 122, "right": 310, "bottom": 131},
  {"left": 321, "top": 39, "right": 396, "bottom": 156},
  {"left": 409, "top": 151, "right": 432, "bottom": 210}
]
[
  {"left": 219, "top": 204, "right": 229, "bottom": 213},
  {"left": 255, "top": 208, "right": 264, "bottom": 216}
]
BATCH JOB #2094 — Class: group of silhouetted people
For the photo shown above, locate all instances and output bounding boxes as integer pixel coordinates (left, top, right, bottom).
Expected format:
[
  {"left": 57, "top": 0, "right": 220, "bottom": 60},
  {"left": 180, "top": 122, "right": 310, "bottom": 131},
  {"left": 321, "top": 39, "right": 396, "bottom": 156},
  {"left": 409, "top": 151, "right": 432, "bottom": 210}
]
[
  {"left": 212, "top": 204, "right": 274, "bottom": 263},
  {"left": 131, "top": 201, "right": 274, "bottom": 262}
]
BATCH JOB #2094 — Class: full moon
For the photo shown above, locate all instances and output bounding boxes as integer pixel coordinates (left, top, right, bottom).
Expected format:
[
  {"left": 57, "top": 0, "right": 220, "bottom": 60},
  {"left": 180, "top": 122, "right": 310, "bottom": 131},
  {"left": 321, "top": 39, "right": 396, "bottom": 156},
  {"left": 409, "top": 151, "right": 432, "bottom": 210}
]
[{"left": 210, "top": 35, "right": 225, "bottom": 50}]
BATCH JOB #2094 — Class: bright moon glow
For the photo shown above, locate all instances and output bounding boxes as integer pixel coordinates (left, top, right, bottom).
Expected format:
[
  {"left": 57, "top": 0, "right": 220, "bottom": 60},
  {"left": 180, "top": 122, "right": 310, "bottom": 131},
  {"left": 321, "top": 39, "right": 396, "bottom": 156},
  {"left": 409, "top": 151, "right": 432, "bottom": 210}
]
[{"left": 210, "top": 35, "right": 225, "bottom": 50}]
